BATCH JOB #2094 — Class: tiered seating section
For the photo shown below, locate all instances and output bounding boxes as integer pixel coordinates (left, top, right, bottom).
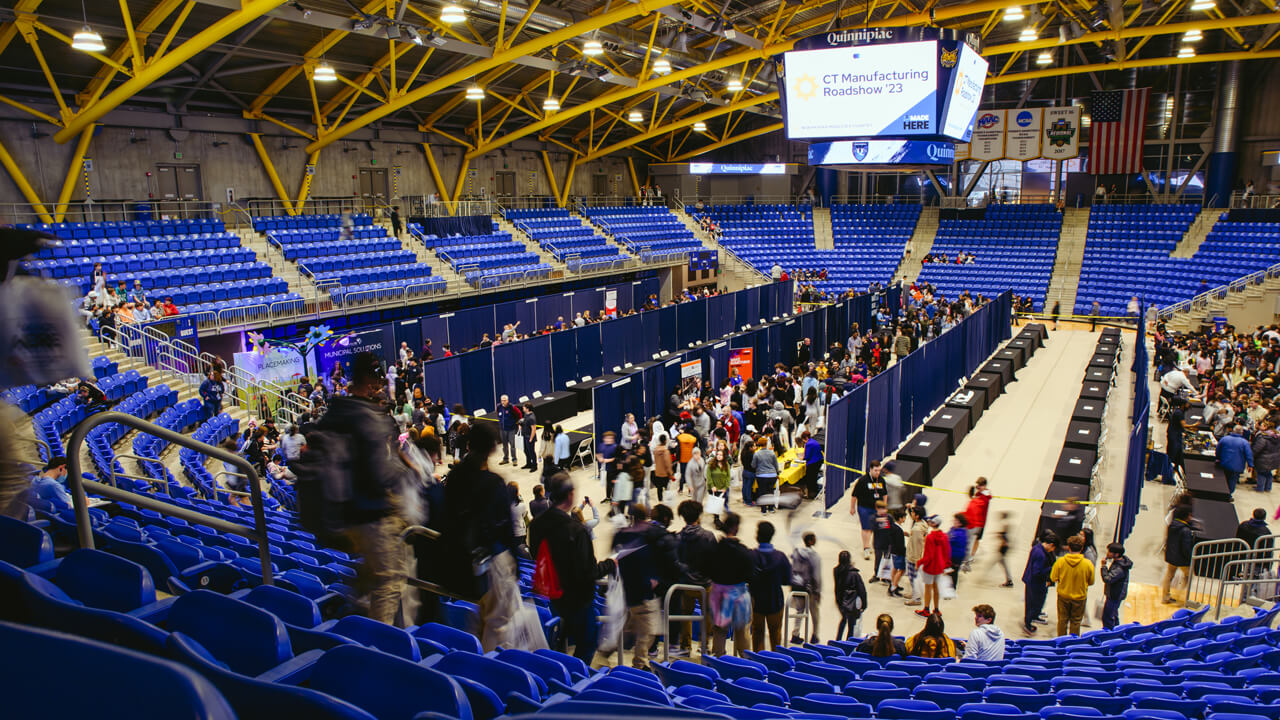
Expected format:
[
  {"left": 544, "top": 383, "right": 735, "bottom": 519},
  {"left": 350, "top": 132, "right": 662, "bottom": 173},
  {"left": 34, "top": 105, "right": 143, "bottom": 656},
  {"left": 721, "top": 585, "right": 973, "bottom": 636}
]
[
  {"left": 259, "top": 214, "right": 445, "bottom": 303},
  {"left": 918, "top": 205, "right": 1061, "bottom": 308},
  {"left": 1075, "top": 206, "right": 1280, "bottom": 315},
  {"left": 502, "top": 208, "right": 627, "bottom": 273},
  {"left": 692, "top": 203, "right": 826, "bottom": 281},
  {"left": 829, "top": 204, "right": 921, "bottom": 291},
  {"left": 18, "top": 219, "right": 299, "bottom": 320},
  {"left": 582, "top": 206, "right": 703, "bottom": 259},
  {"left": 409, "top": 223, "right": 553, "bottom": 289}
]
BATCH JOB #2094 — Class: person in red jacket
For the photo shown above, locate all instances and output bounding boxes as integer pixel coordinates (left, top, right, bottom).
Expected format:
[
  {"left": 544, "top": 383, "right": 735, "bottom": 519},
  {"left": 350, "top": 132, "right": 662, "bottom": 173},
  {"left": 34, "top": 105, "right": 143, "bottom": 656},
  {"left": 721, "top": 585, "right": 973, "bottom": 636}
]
[
  {"left": 962, "top": 477, "right": 992, "bottom": 571},
  {"left": 917, "top": 515, "right": 951, "bottom": 617}
]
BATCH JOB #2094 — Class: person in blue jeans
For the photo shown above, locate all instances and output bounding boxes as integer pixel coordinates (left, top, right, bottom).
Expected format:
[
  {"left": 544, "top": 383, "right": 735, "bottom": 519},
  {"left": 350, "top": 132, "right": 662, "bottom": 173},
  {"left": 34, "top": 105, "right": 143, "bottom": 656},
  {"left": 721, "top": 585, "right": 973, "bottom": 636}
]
[
  {"left": 1099, "top": 542, "right": 1132, "bottom": 630},
  {"left": 495, "top": 395, "right": 520, "bottom": 465},
  {"left": 1217, "top": 424, "right": 1254, "bottom": 495},
  {"left": 198, "top": 368, "right": 225, "bottom": 421},
  {"left": 527, "top": 473, "right": 615, "bottom": 663},
  {"left": 1021, "top": 533, "right": 1057, "bottom": 635},
  {"left": 1252, "top": 420, "right": 1280, "bottom": 493}
]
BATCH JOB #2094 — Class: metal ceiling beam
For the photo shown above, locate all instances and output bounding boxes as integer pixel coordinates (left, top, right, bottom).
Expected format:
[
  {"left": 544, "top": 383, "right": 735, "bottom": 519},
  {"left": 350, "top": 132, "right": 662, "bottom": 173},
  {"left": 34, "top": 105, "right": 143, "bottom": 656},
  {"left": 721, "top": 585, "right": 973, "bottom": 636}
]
[
  {"left": 172, "top": 16, "right": 272, "bottom": 109},
  {"left": 990, "top": 47, "right": 1280, "bottom": 84},
  {"left": 982, "top": 12, "right": 1280, "bottom": 55},
  {"left": 77, "top": 0, "right": 188, "bottom": 107},
  {"left": 579, "top": 91, "right": 775, "bottom": 162},
  {"left": 0, "top": 0, "right": 42, "bottom": 58},
  {"left": 54, "top": 0, "right": 289, "bottom": 142},
  {"left": 305, "top": 0, "right": 668, "bottom": 153},
  {"left": 669, "top": 121, "right": 783, "bottom": 161}
]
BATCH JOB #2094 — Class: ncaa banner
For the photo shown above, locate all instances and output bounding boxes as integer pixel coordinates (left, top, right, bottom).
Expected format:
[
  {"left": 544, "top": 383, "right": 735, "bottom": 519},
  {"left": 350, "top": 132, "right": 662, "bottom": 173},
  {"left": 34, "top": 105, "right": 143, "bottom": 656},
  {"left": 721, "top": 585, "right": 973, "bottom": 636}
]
[
  {"left": 1042, "top": 106, "right": 1081, "bottom": 160},
  {"left": 1005, "top": 108, "right": 1042, "bottom": 161},
  {"left": 969, "top": 109, "right": 1004, "bottom": 160}
]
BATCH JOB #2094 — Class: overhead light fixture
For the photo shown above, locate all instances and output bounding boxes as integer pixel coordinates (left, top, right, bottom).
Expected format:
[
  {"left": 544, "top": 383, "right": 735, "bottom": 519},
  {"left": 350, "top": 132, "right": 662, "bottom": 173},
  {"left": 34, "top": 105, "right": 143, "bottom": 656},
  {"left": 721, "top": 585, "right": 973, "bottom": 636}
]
[
  {"left": 671, "top": 30, "right": 691, "bottom": 53},
  {"left": 652, "top": 57, "right": 672, "bottom": 74},
  {"left": 440, "top": 3, "right": 466, "bottom": 24},
  {"left": 313, "top": 60, "right": 337, "bottom": 82},
  {"left": 1037, "top": 50, "right": 1052, "bottom": 65},
  {"left": 543, "top": 97, "right": 560, "bottom": 112},
  {"left": 465, "top": 84, "right": 484, "bottom": 100},
  {"left": 583, "top": 38, "right": 604, "bottom": 56},
  {"left": 693, "top": 121, "right": 707, "bottom": 132},
  {"left": 406, "top": 27, "right": 424, "bottom": 45},
  {"left": 72, "top": 0, "right": 105, "bottom": 52},
  {"left": 1183, "top": 28, "right": 1202, "bottom": 42},
  {"left": 1004, "top": 6, "right": 1025, "bottom": 22},
  {"left": 628, "top": 110, "right": 643, "bottom": 122},
  {"left": 1178, "top": 45, "right": 1196, "bottom": 57},
  {"left": 726, "top": 77, "right": 743, "bottom": 92},
  {"left": 428, "top": 31, "right": 448, "bottom": 47},
  {"left": 352, "top": 15, "right": 375, "bottom": 31},
  {"left": 1190, "top": 0, "right": 1214, "bottom": 9},
  {"left": 1019, "top": 27, "right": 1037, "bottom": 42}
]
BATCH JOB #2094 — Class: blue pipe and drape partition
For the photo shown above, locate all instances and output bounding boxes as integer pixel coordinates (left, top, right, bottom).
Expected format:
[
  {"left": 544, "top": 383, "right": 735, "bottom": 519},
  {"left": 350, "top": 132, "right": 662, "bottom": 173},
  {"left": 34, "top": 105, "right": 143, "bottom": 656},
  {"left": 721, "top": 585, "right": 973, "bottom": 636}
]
[
  {"left": 549, "top": 330, "right": 577, "bottom": 389},
  {"left": 573, "top": 288, "right": 603, "bottom": 319},
  {"left": 1118, "top": 303, "right": 1148, "bottom": 542},
  {"left": 601, "top": 313, "right": 642, "bottom": 371},
  {"left": 460, "top": 346, "right": 496, "bottom": 411},
  {"left": 639, "top": 312, "right": 661, "bottom": 359},
  {"left": 493, "top": 334, "right": 552, "bottom": 402},
  {"left": 422, "top": 355, "right": 463, "bottom": 406},
  {"left": 657, "top": 306, "right": 679, "bottom": 353},
  {"left": 535, "top": 293, "right": 573, "bottom": 329},
  {"left": 446, "top": 306, "right": 495, "bottom": 349},
  {"left": 495, "top": 298, "right": 538, "bottom": 336},
  {"left": 573, "top": 324, "right": 604, "bottom": 380},
  {"left": 631, "top": 278, "right": 660, "bottom": 309},
  {"left": 420, "top": 316, "right": 449, "bottom": 353},
  {"left": 593, "top": 374, "right": 646, "bottom": 447},
  {"left": 824, "top": 384, "right": 868, "bottom": 509},
  {"left": 642, "top": 361, "right": 670, "bottom": 422},
  {"left": 677, "top": 299, "right": 708, "bottom": 349},
  {"left": 393, "top": 319, "right": 422, "bottom": 359},
  {"left": 410, "top": 214, "right": 492, "bottom": 237},
  {"left": 708, "top": 293, "right": 736, "bottom": 339}
]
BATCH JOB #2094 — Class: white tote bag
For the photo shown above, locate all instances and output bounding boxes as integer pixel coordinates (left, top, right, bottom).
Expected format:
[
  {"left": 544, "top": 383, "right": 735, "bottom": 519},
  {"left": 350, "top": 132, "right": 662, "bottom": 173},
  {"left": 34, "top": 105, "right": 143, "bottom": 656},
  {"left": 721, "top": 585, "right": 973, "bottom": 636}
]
[{"left": 704, "top": 493, "right": 725, "bottom": 516}]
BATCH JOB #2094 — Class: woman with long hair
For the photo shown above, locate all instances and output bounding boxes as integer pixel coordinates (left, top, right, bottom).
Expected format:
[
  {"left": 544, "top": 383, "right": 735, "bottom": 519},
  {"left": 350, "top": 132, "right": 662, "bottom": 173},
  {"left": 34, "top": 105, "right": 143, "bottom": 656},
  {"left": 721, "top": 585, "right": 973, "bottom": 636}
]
[
  {"left": 833, "top": 550, "right": 866, "bottom": 641},
  {"left": 856, "top": 613, "right": 906, "bottom": 658},
  {"left": 706, "top": 447, "right": 731, "bottom": 515},
  {"left": 906, "top": 610, "right": 958, "bottom": 658}
]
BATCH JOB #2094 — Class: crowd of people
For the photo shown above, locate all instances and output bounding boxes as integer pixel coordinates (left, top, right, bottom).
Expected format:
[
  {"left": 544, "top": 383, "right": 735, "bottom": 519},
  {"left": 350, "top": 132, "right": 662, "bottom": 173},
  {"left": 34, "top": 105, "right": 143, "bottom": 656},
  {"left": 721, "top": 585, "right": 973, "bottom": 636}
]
[
  {"left": 921, "top": 251, "right": 977, "bottom": 265},
  {"left": 81, "top": 271, "right": 182, "bottom": 331}
]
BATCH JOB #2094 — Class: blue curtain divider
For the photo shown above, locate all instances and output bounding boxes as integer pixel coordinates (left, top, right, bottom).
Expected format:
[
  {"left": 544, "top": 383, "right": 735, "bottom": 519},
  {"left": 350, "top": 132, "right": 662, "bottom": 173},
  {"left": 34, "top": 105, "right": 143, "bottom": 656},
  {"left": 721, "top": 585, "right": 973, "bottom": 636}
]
[
  {"left": 593, "top": 374, "right": 646, "bottom": 447},
  {"left": 707, "top": 293, "right": 735, "bottom": 339},
  {"left": 676, "top": 299, "right": 708, "bottom": 349},
  {"left": 460, "top": 346, "right": 496, "bottom": 412},
  {"left": 744, "top": 287, "right": 762, "bottom": 327},
  {"left": 573, "top": 288, "right": 604, "bottom": 320},
  {"left": 393, "top": 318, "right": 422, "bottom": 360},
  {"left": 642, "top": 360, "right": 669, "bottom": 423},
  {"left": 602, "top": 313, "right": 640, "bottom": 371},
  {"left": 549, "top": 329, "right": 577, "bottom": 390},
  {"left": 781, "top": 317, "right": 803, "bottom": 367},
  {"left": 639, "top": 311, "right": 661, "bottom": 361},
  {"left": 445, "top": 306, "right": 495, "bottom": 350},
  {"left": 708, "top": 341, "right": 731, "bottom": 384},
  {"left": 657, "top": 305, "right": 679, "bottom": 353},
  {"left": 493, "top": 334, "right": 552, "bottom": 402},
  {"left": 420, "top": 316, "right": 449, "bottom": 355},
  {"left": 824, "top": 393, "right": 850, "bottom": 510},
  {"left": 536, "top": 292, "right": 574, "bottom": 330},
  {"left": 574, "top": 323, "right": 604, "bottom": 381},
  {"left": 495, "top": 298, "right": 538, "bottom": 337},
  {"left": 421, "top": 355, "right": 462, "bottom": 406},
  {"left": 410, "top": 214, "right": 491, "bottom": 236}
]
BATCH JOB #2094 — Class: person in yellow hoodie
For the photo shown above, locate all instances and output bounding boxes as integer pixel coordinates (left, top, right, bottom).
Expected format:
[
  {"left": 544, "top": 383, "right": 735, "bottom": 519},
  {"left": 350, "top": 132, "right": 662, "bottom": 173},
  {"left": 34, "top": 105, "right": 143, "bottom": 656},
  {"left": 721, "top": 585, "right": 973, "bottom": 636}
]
[{"left": 1049, "top": 534, "right": 1095, "bottom": 636}]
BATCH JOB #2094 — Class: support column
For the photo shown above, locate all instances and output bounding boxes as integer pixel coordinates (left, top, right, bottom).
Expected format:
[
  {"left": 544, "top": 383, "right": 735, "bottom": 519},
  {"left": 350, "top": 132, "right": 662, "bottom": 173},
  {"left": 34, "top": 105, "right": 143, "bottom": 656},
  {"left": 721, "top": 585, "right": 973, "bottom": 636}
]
[
  {"left": 0, "top": 136, "right": 52, "bottom": 223},
  {"left": 54, "top": 124, "right": 95, "bottom": 223},
  {"left": 814, "top": 167, "right": 837, "bottom": 206},
  {"left": 249, "top": 133, "right": 295, "bottom": 216},
  {"left": 294, "top": 152, "right": 318, "bottom": 214},
  {"left": 1205, "top": 60, "right": 1241, "bottom": 208}
]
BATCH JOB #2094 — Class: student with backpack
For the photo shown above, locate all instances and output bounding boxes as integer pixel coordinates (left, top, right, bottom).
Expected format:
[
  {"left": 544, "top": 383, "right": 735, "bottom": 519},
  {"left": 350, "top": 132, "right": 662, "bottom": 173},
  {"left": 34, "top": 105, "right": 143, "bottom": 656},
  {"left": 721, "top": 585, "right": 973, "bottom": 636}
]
[{"left": 833, "top": 550, "right": 867, "bottom": 641}]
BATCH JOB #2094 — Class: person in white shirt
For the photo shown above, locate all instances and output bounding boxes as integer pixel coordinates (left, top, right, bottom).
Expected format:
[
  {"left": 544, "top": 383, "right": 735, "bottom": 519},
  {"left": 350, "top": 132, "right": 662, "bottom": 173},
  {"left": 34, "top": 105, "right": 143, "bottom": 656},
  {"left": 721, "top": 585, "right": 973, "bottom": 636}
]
[
  {"left": 771, "top": 263, "right": 783, "bottom": 280},
  {"left": 1160, "top": 366, "right": 1199, "bottom": 403},
  {"left": 280, "top": 425, "right": 306, "bottom": 461},
  {"left": 963, "top": 604, "right": 1006, "bottom": 661}
]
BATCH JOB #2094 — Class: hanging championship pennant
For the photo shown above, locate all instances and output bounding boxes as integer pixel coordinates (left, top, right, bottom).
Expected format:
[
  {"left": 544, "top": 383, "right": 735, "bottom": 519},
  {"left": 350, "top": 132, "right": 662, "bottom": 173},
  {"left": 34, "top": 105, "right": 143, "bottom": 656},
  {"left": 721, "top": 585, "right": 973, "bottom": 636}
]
[
  {"left": 1042, "top": 106, "right": 1082, "bottom": 160},
  {"left": 969, "top": 109, "right": 1004, "bottom": 161},
  {"left": 1005, "top": 108, "right": 1042, "bottom": 161}
]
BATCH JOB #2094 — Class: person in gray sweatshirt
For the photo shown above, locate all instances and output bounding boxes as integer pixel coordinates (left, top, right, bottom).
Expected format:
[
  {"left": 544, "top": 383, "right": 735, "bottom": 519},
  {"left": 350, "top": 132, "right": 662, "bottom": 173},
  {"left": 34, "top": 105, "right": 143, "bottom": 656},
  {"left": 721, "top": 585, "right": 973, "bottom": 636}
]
[{"left": 962, "top": 603, "right": 1006, "bottom": 661}]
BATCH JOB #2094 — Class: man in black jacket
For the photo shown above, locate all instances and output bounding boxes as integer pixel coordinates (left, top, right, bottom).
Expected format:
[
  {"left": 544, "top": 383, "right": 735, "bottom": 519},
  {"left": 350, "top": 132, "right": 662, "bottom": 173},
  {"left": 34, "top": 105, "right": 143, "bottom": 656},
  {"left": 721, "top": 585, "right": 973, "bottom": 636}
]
[
  {"left": 611, "top": 504, "right": 679, "bottom": 669},
  {"left": 672, "top": 500, "right": 715, "bottom": 655},
  {"left": 1162, "top": 505, "right": 1197, "bottom": 604},
  {"left": 528, "top": 473, "right": 615, "bottom": 663},
  {"left": 749, "top": 521, "right": 791, "bottom": 651},
  {"left": 1099, "top": 542, "right": 1132, "bottom": 629},
  {"left": 709, "top": 512, "right": 755, "bottom": 656},
  {"left": 316, "top": 351, "right": 414, "bottom": 624}
]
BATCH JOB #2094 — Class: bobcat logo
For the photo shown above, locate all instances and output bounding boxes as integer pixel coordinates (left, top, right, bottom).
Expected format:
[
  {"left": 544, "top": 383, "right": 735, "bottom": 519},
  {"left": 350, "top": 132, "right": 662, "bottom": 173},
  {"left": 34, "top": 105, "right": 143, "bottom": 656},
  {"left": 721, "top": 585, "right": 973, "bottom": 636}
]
[{"left": 940, "top": 47, "right": 958, "bottom": 68}]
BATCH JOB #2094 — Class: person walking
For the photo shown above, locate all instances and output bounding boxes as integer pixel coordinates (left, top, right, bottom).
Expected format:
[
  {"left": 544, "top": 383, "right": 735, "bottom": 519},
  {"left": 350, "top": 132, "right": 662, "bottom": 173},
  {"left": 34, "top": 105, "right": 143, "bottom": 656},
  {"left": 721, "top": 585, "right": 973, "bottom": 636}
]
[
  {"left": 948, "top": 513, "right": 969, "bottom": 591},
  {"left": 1217, "top": 424, "right": 1254, "bottom": 495},
  {"left": 801, "top": 430, "right": 824, "bottom": 501},
  {"left": 750, "top": 437, "right": 780, "bottom": 514},
  {"left": 904, "top": 505, "right": 928, "bottom": 607},
  {"left": 528, "top": 473, "right": 616, "bottom": 663},
  {"left": 833, "top": 550, "right": 867, "bottom": 641},
  {"left": 917, "top": 515, "right": 950, "bottom": 617},
  {"left": 706, "top": 448, "right": 731, "bottom": 517},
  {"left": 199, "top": 368, "right": 225, "bottom": 421},
  {"left": 611, "top": 504, "right": 670, "bottom": 670},
  {"left": 1251, "top": 420, "right": 1280, "bottom": 493},
  {"left": 1162, "top": 505, "right": 1197, "bottom": 604},
  {"left": 495, "top": 394, "right": 519, "bottom": 465},
  {"left": 789, "top": 532, "right": 822, "bottom": 644},
  {"left": 962, "top": 477, "right": 992, "bottom": 570},
  {"left": 1049, "top": 535, "right": 1095, "bottom": 636},
  {"left": 1021, "top": 532, "right": 1057, "bottom": 635},
  {"left": 1051, "top": 301, "right": 1061, "bottom": 331},
  {"left": 749, "top": 521, "right": 791, "bottom": 651},
  {"left": 962, "top": 604, "right": 1006, "bottom": 660},
  {"left": 1090, "top": 300, "right": 1101, "bottom": 331},
  {"left": 670, "top": 500, "right": 715, "bottom": 655},
  {"left": 390, "top": 206, "right": 402, "bottom": 238},
  {"left": 520, "top": 403, "right": 538, "bottom": 471},
  {"left": 709, "top": 513, "right": 754, "bottom": 657},
  {"left": 685, "top": 446, "right": 707, "bottom": 503},
  {"left": 851, "top": 461, "right": 888, "bottom": 560},
  {"left": 1099, "top": 542, "right": 1132, "bottom": 630}
]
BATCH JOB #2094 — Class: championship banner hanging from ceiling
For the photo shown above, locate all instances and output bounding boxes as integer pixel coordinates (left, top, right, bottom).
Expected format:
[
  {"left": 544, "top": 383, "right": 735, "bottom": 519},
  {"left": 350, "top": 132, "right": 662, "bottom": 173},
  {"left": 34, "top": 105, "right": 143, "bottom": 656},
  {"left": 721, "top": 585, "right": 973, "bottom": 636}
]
[
  {"left": 1042, "top": 106, "right": 1082, "bottom": 160},
  {"left": 1005, "top": 108, "right": 1042, "bottom": 161},
  {"left": 969, "top": 109, "right": 1004, "bottom": 161}
]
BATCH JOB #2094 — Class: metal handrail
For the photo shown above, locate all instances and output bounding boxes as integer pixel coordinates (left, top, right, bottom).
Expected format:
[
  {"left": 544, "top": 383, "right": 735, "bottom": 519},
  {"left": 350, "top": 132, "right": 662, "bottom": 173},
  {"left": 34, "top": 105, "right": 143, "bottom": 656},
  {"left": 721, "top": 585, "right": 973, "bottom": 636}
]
[
  {"left": 66, "top": 411, "right": 274, "bottom": 584},
  {"left": 662, "top": 582, "right": 710, "bottom": 663},
  {"left": 783, "top": 590, "right": 811, "bottom": 645},
  {"left": 1157, "top": 261, "right": 1280, "bottom": 320},
  {"left": 1213, "top": 557, "right": 1280, "bottom": 620},
  {"left": 110, "top": 451, "right": 171, "bottom": 493},
  {"left": 1186, "top": 537, "right": 1251, "bottom": 608}
]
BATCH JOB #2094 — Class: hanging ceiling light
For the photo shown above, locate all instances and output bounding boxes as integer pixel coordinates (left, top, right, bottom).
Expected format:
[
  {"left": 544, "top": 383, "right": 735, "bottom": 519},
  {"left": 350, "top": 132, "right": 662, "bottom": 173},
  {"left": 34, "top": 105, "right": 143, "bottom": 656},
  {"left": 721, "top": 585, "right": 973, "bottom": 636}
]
[
  {"left": 313, "top": 60, "right": 337, "bottom": 82},
  {"left": 652, "top": 57, "right": 672, "bottom": 75},
  {"left": 693, "top": 121, "right": 707, "bottom": 132},
  {"left": 1036, "top": 51, "right": 1052, "bottom": 65},
  {"left": 1183, "top": 28, "right": 1202, "bottom": 42},
  {"left": 726, "top": 77, "right": 743, "bottom": 92},
  {"left": 465, "top": 84, "right": 484, "bottom": 100},
  {"left": 1003, "top": 6, "right": 1025, "bottom": 22},
  {"left": 440, "top": 3, "right": 466, "bottom": 23},
  {"left": 1190, "top": 0, "right": 1214, "bottom": 9},
  {"left": 1018, "top": 27, "right": 1037, "bottom": 42},
  {"left": 1178, "top": 45, "right": 1196, "bottom": 57},
  {"left": 628, "top": 110, "right": 643, "bottom": 123},
  {"left": 543, "top": 97, "right": 560, "bottom": 112},
  {"left": 72, "top": 0, "right": 105, "bottom": 52},
  {"left": 583, "top": 38, "right": 604, "bottom": 56}
]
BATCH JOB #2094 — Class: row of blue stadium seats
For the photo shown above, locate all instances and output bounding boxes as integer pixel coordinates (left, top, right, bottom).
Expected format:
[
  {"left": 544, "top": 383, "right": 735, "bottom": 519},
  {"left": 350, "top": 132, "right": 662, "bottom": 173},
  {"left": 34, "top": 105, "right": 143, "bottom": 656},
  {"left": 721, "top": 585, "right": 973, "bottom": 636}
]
[
  {"left": 330, "top": 277, "right": 448, "bottom": 302},
  {"left": 64, "top": 263, "right": 274, "bottom": 296},
  {"left": 549, "top": 245, "right": 620, "bottom": 262},
  {"left": 300, "top": 251, "right": 416, "bottom": 276},
  {"left": 267, "top": 227, "right": 388, "bottom": 245},
  {"left": 315, "top": 263, "right": 437, "bottom": 288},
  {"left": 452, "top": 252, "right": 544, "bottom": 270},
  {"left": 18, "top": 218, "right": 226, "bottom": 239},
  {"left": 440, "top": 242, "right": 532, "bottom": 260},
  {"left": 281, "top": 239, "right": 401, "bottom": 261},
  {"left": 541, "top": 237, "right": 613, "bottom": 252},
  {"left": 622, "top": 238, "right": 703, "bottom": 253},
  {"left": 26, "top": 249, "right": 255, "bottom": 280},
  {"left": 469, "top": 263, "right": 554, "bottom": 287},
  {"left": 32, "top": 233, "right": 243, "bottom": 259},
  {"left": 409, "top": 228, "right": 510, "bottom": 249},
  {"left": 502, "top": 208, "right": 575, "bottom": 220},
  {"left": 169, "top": 286, "right": 295, "bottom": 312},
  {"left": 525, "top": 227, "right": 596, "bottom": 240},
  {"left": 253, "top": 213, "right": 372, "bottom": 231}
]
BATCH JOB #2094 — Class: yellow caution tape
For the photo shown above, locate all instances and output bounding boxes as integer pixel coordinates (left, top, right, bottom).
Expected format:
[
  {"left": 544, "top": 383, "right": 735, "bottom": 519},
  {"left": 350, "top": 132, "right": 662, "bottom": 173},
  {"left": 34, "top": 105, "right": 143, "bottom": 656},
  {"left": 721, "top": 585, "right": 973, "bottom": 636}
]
[{"left": 821, "top": 459, "right": 1121, "bottom": 505}]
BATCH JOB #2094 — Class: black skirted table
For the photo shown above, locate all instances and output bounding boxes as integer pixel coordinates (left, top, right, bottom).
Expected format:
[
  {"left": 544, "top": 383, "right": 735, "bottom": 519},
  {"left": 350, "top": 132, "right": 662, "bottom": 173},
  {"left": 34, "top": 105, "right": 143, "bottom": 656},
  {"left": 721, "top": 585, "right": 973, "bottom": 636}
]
[
  {"left": 897, "top": 431, "right": 951, "bottom": 482},
  {"left": 567, "top": 374, "right": 620, "bottom": 412},
  {"left": 1094, "top": 342, "right": 1119, "bottom": 358},
  {"left": 966, "top": 374, "right": 1002, "bottom": 407},
  {"left": 1022, "top": 323, "right": 1048, "bottom": 345},
  {"left": 567, "top": 422, "right": 594, "bottom": 457},
  {"left": 1080, "top": 381, "right": 1109, "bottom": 400},
  {"left": 1064, "top": 420, "right": 1101, "bottom": 452},
  {"left": 527, "top": 391, "right": 579, "bottom": 426},
  {"left": 1183, "top": 459, "right": 1232, "bottom": 502},
  {"left": 1007, "top": 337, "right": 1038, "bottom": 359},
  {"left": 1037, "top": 480, "right": 1088, "bottom": 540},
  {"left": 996, "top": 345, "right": 1026, "bottom": 370},
  {"left": 946, "top": 388, "right": 985, "bottom": 429},
  {"left": 981, "top": 359, "right": 1016, "bottom": 387},
  {"left": 924, "top": 407, "right": 969, "bottom": 454},
  {"left": 886, "top": 459, "right": 926, "bottom": 490},
  {"left": 1054, "top": 446, "right": 1097, "bottom": 485},
  {"left": 1083, "top": 365, "right": 1115, "bottom": 385},
  {"left": 1192, "top": 498, "right": 1242, "bottom": 576},
  {"left": 1071, "top": 397, "right": 1107, "bottom": 424},
  {"left": 1089, "top": 353, "right": 1117, "bottom": 369},
  {"left": 1185, "top": 402, "right": 1208, "bottom": 427}
]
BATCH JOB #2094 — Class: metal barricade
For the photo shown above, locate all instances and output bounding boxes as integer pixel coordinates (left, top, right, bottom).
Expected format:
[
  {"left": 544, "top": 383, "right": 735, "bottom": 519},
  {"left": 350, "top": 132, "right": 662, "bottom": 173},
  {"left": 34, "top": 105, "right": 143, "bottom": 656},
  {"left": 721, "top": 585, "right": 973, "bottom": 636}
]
[
  {"left": 1187, "top": 538, "right": 1251, "bottom": 608},
  {"left": 66, "top": 411, "right": 274, "bottom": 584},
  {"left": 663, "top": 583, "right": 710, "bottom": 663},
  {"left": 1215, "top": 556, "right": 1280, "bottom": 620},
  {"left": 110, "top": 452, "right": 171, "bottom": 494},
  {"left": 783, "top": 590, "right": 811, "bottom": 646}
]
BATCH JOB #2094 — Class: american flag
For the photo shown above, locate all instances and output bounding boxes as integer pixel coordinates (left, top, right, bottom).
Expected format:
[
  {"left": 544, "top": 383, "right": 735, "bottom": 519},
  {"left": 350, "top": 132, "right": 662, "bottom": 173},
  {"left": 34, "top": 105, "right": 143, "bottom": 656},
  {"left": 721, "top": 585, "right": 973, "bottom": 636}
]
[{"left": 1088, "top": 88, "right": 1149, "bottom": 175}]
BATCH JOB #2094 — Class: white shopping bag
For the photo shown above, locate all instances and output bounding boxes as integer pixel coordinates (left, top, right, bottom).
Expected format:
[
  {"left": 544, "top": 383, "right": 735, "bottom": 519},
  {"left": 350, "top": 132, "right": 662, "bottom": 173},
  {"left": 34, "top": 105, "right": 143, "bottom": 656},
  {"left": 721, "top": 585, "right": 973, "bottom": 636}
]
[
  {"left": 939, "top": 572, "right": 957, "bottom": 600},
  {"left": 704, "top": 493, "right": 725, "bottom": 516},
  {"left": 597, "top": 569, "right": 627, "bottom": 654},
  {"left": 877, "top": 557, "right": 893, "bottom": 582}
]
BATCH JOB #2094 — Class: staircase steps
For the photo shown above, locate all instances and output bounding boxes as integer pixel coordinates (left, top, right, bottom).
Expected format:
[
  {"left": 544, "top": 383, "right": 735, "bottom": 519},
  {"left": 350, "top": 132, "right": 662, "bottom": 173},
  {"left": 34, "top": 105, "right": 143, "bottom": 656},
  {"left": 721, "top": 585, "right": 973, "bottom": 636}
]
[{"left": 893, "top": 207, "right": 939, "bottom": 284}]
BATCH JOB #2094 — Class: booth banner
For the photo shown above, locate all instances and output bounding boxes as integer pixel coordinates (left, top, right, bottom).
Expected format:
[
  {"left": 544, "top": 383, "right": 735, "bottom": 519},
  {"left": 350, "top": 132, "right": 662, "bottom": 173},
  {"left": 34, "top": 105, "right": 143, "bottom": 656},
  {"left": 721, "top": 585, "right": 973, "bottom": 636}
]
[
  {"left": 605, "top": 289, "right": 618, "bottom": 316},
  {"left": 680, "top": 359, "right": 702, "bottom": 380},
  {"left": 1042, "top": 106, "right": 1082, "bottom": 160},
  {"left": 1005, "top": 108, "right": 1042, "bottom": 161},
  {"left": 729, "top": 348, "right": 754, "bottom": 381},
  {"left": 969, "top": 109, "right": 1004, "bottom": 161},
  {"left": 235, "top": 347, "right": 305, "bottom": 386},
  {"left": 311, "top": 327, "right": 392, "bottom": 380}
]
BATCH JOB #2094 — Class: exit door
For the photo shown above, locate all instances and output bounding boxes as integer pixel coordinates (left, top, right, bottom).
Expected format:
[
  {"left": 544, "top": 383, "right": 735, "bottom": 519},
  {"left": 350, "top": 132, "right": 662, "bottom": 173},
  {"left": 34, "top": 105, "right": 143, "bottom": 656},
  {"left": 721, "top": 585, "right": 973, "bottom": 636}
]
[
  {"left": 359, "top": 167, "right": 389, "bottom": 210},
  {"left": 495, "top": 171, "right": 516, "bottom": 197},
  {"left": 591, "top": 173, "right": 609, "bottom": 197},
  {"left": 154, "top": 164, "right": 203, "bottom": 217}
]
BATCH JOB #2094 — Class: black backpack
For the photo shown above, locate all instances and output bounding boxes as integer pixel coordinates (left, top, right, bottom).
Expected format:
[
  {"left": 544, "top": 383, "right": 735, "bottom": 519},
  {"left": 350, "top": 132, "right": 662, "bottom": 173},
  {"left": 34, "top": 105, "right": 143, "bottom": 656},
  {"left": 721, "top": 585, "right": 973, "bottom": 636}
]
[
  {"left": 292, "top": 430, "right": 354, "bottom": 549},
  {"left": 838, "top": 567, "right": 866, "bottom": 616}
]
